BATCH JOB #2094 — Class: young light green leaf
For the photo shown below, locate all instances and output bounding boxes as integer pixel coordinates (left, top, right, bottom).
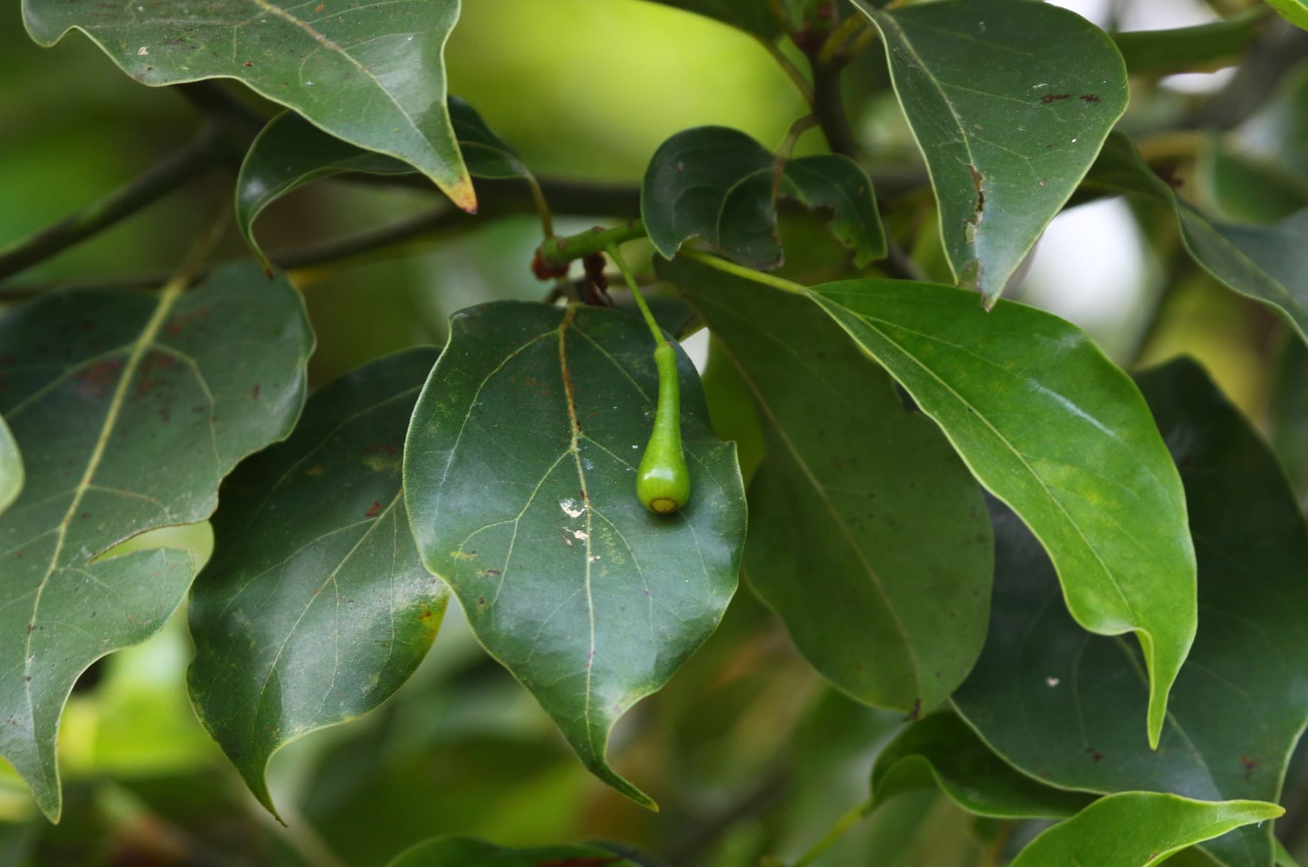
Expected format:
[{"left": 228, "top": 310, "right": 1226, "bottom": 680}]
[
  {"left": 809, "top": 276, "right": 1195, "bottom": 749},
  {"left": 642, "top": 126, "right": 886, "bottom": 270},
  {"left": 188, "top": 348, "right": 444, "bottom": 819},
  {"left": 954, "top": 358, "right": 1308, "bottom": 867},
  {"left": 21, "top": 0, "right": 475, "bottom": 210},
  {"left": 0, "top": 263, "right": 313, "bottom": 821},
  {"left": 1088, "top": 132, "right": 1308, "bottom": 345},
  {"left": 1266, "top": 1, "right": 1308, "bottom": 32},
  {"left": 386, "top": 836, "right": 640, "bottom": 867},
  {"left": 638, "top": 0, "right": 785, "bottom": 40},
  {"left": 660, "top": 255, "right": 991, "bottom": 714},
  {"left": 403, "top": 302, "right": 746, "bottom": 809},
  {"left": 1009, "top": 794, "right": 1282, "bottom": 867},
  {"left": 850, "top": 0, "right": 1129, "bottom": 305},
  {"left": 873, "top": 711, "right": 1094, "bottom": 819},
  {"left": 237, "top": 101, "right": 529, "bottom": 271},
  {"left": 0, "top": 415, "right": 20, "bottom": 517}
]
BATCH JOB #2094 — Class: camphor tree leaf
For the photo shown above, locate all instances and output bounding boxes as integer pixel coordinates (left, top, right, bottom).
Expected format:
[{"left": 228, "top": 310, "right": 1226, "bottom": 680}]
[
  {"left": 1266, "top": 1, "right": 1308, "bottom": 32},
  {"left": 188, "top": 348, "right": 445, "bottom": 818},
  {"left": 954, "top": 359, "right": 1308, "bottom": 867},
  {"left": 1008, "top": 793, "right": 1282, "bottom": 867},
  {"left": 21, "top": 0, "right": 475, "bottom": 210},
  {"left": 638, "top": 0, "right": 785, "bottom": 41},
  {"left": 385, "top": 836, "right": 640, "bottom": 867},
  {"left": 807, "top": 273, "right": 1195, "bottom": 748},
  {"left": 659, "top": 255, "right": 991, "bottom": 714},
  {"left": 872, "top": 711, "right": 1093, "bottom": 819},
  {"left": 1088, "top": 132, "right": 1308, "bottom": 345},
  {"left": 403, "top": 302, "right": 747, "bottom": 808},
  {"left": 642, "top": 126, "right": 886, "bottom": 271},
  {"left": 237, "top": 100, "right": 530, "bottom": 271},
  {"left": 0, "top": 415, "right": 20, "bottom": 516},
  {"left": 850, "top": 0, "right": 1129, "bottom": 305},
  {"left": 0, "top": 263, "right": 313, "bottom": 821}
]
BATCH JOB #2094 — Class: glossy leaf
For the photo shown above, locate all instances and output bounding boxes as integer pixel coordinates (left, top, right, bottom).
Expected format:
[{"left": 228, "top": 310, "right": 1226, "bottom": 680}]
[
  {"left": 872, "top": 711, "right": 1093, "bottom": 819},
  {"left": 1111, "top": 9, "right": 1268, "bottom": 77},
  {"left": 642, "top": 126, "right": 886, "bottom": 270},
  {"left": 661, "top": 255, "right": 991, "bottom": 713},
  {"left": 1266, "top": 0, "right": 1308, "bottom": 32},
  {"left": 0, "top": 415, "right": 20, "bottom": 516},
  {"left": 810, "top": 275, "right": 1195, "bottom": 747},
  {"left": 188, "top": 348, "right": 445, "bottom": 818},
  {"left": 639, "top": 0, "right": 784, "bottom": 40},
  {"left": 955, "top": 358, "right": 1308, "bottom": 867},
  {"left": 237, "top": 101, "right": 528, "bottom": 270},
  {"left": 386, "top": 836, "right": 640, "bottom": 867},
  {"left": 1088, "top": 132, "right": 1308, "bottom": 345},
  {"left": 851, "top": 0, "right": 1129, "bottom": 305},
  {"left": 22, "top": 0, "right": 475, "bottom": 209},
  {"left": 0, "top": 263, "right": 313, "bottom": 820},
  {"left": 1009, "top": 794, "right": 1282, "bottom": 867},
  {"left": 403, "top": 302, "right": 746, "bottom": 808}
]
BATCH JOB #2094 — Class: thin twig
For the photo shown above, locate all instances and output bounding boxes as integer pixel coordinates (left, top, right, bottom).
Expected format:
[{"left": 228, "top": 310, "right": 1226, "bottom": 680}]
[
  {"left": 810, "top": 59, "right": 861, "bottom": 159},
  {"left": 758, "top": 37, "right": 816, "bottom": 105}
]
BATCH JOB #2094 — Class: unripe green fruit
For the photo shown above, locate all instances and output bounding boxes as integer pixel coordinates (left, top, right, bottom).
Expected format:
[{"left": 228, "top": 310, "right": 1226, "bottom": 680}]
[{"left": 637, "top": 344, "right": 690, "bottom": 514}]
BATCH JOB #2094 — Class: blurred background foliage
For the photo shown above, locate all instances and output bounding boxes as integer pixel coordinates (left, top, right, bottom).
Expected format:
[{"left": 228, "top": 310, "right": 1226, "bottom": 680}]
[{"left": 2, "top": 0, "right": 1307, "bottom": 864}]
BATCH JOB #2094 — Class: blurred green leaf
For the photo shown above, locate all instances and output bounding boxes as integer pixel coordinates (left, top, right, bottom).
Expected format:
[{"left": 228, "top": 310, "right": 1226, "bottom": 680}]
[
  {"left": 1272, "top": 336, "right": 1308, "bottom": 509},
  {"left": 662, "top": 255, "right": 991, "bottom": 713},
  {"left": 1111, "top": 9, "right": 1268, "bottom": 77},
  {"left": 851, "top": 0, "right": 1129, "bottom": 305},
  {"left": 0, "top": 263, "right": 313, "bottom": 821},
  {"left": 189, "top": 348, "right": 446, "bottom": 818},
  {"left": 699, "top": 335, "right": 765, "bottom": 485},
  {"left": 237, "top": 100, "right": 529, "bottom": 270},
  {"left": 955, "top": 358, "right": 1308, "bottom": 867},
  {"left": 386, "top": 836, "right": 642, "bottom": 867},
  {"left": 0, "top": 415, "right": 20, "bottom": 517},
  {"left": 642, "top": 127, "right": 886, "bottom": 270},
  {"left": 403, "top": 302, "right": 746, "bottom": 808},
  {"left": 1199, "top": 139, "right": 1308, "bottom": 224},
  {"left": 1266, "top": 1, "right": 1308, "bottom": 32},
  {"left": 1009, "top": 794, "right": 1281, "bottom": 867},
  {"left": 809, "top": 275, "right": 1195, "bottom": 750},
  {"left": 21, "top": 0, "right": 475, "bottom": 209},
  {"left": 638, "top": 0, "right": 784, "bottom": 40}
]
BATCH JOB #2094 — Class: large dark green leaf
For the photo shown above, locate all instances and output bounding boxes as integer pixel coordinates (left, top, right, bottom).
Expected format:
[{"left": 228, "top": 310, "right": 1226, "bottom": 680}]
[
  {"left": 872, "top": 711, "right": 1093, "bottom": 819},
  {"left": 1009, "top": 794, "right": 1281, "bottom": 867},
  {"left": 807, "top": 275, "right": 1195, "bottom": 749},
  {"left": 1088, "top": 132, "right": 1308, "bottom": 345},
  {"left": 954, "top": 359, "right": 1308, "bottom": 867},
  {"left": 639, "top": 0, "right": 784, "bottom": 40},
  {"left": 403, "top": 302, "right": 746, "bottom": 808},
  {"left": 659, "top": 255, "right": 991, "bottom": 713},
  {"left": 237, "top": 100, "right": 528, "bottom": 270},
  {"left": 642, "top": 126, "right": 886, "bottom": 270},
  {"left": 386, "top": 836, "right": 640, "bottom": 867},
  {"left": 0, "top": 263, "right": 313, "bottom": 820},
  {"left": 851, "top": 0, "right": 1129, "bottom": 305},
  {"left": 21, "top": 0, "right": 474, "bottom": 210},
  {"left": 0, "top": 415, "right": 20, "bottom": 516},
  {"left": 188, "top": 348, "right": 444, "bottom": 818}
]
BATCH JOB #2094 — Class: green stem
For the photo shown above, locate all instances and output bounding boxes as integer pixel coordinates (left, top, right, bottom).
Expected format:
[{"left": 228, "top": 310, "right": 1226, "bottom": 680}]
[
  {"left": 608, "top": 244, "right": 666, "bottom": 349},
  {"left": 759, "top": 38, "right": 817, "bottom": 105},
  {"left": 537, "top": 220, "right": 648, "bottom": 270},
  {"left": 816, "top": 14, "right": 869, "bottom": 66},
  {"left": 679, "top": 248, "right": 808, "bottom": 295},
  {"left": 789, "top": 799, "right": 874, "bottom": 867}
]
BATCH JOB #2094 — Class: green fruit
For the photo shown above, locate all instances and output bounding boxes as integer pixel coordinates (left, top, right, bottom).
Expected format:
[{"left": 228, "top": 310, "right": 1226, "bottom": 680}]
[{"left": 637, "top": 343, "right": 691, "bottom": 514}]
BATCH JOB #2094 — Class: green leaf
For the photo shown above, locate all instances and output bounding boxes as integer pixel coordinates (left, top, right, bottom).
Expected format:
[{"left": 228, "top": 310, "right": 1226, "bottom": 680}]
[
  {"left": 1111, "top": 9, "right": 1269, "bottom": 77},
  {"left": 1088, "top": 132, "right": 1308, "bottom": 345},
  {"left": 1238, "top": 66, "right": 1308, "bottom": 178},
  {"left": 872, "top": 711, "right": 1094, "bottom": 819},
  {"left": 954, "top": 358, "right": 1308, "bottom": 867},
  {"left": 0, "top": 263, "right": 313, "bottom": 821},
  {"left": 1009, "top": 794, "right": 1282, "bottom": 867},
  {"left": 188, "top": 348, "right": 445, "bottom": 818},
  {"left": 808, "top": 274, "right": 1195, "bottom": 748},
  {"left": 851, "top": 0, "right": 1129, "bottom": 305},
  {"left": 0, "top": 415, "right": 20, "bottom": 517},
  {"left": 237, "top": 100, "right": 529, "bottom": 270},
  {"left": 403, "top": 302, "right": 747, "bottom": 808},
  {"left": 642, "top": 126, "right": 886, "bottom": 270},
  {"left": 638, "top": 0, "right": 784, "bottom": 40},
  {"left": 1278, "top": 841, "right": 1305, "bottom": 867},
  {"left": 21, "top": 0, "right": 475, "bottom": 210},
  {"left": 660, "top": 255, "right": 991, "bottom": 713},
  {"left": 1266, "top": 0, "right": 1308, "bottom": 32},
  {"left": 385, "top": 836, "right": 640, "bottom": 867},
  {"left": 1272, "top": 337, "right": 1308, "bottom": 509},
  {"left": 1199, "top": 140, "right": 1308, "bottom": 224}
]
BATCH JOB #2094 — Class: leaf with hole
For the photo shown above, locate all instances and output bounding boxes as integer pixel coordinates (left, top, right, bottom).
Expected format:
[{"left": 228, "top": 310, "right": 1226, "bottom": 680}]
[
  {"left": 660, "top": 255, "right": 990, "bottom": 713},
  {"left": 188, "top": 348, "right": 444, "bottom": 818},
  {"left": 850, "top": 0, "right": 1128, "bottom": 305},
  {"left": 642, "top": 126, "right": 885, "bottom": 270},
  {"left": 237, "top": 100, "right": 529, "bottom": 270},
  {"left": 403, "top": 301, "right": 746, "bottom": 808},
  {"left": 954, "top": 358, "right": 1308, "bottom": 867},
  {"left": 21, "top": 0, "right": 474, "bottom": 209},
  {"left": 808, "top": 274, "right": 1195, "bottom": 748},
  {"left": 0, "top": 263, "right": 313, "bottom": 820}
]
